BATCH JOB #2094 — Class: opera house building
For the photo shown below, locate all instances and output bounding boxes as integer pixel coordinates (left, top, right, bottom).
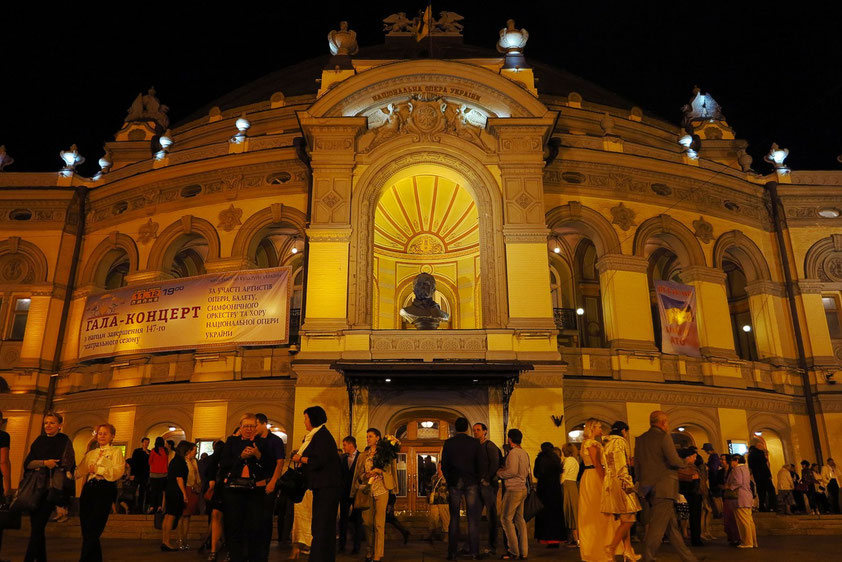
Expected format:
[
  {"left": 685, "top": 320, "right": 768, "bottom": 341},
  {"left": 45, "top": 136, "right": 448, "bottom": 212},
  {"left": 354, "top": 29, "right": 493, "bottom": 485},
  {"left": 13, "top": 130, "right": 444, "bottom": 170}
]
[{"left": 1, "top": 17, "right": 841, "bottom": 510}]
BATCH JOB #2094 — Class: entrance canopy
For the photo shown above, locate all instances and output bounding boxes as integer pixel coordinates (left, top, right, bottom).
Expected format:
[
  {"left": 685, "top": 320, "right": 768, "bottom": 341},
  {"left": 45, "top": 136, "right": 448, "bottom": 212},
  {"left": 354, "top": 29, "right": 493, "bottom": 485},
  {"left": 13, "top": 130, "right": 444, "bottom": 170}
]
[{"left": 332, "top": 359, "right": 532, "bottom": 387}]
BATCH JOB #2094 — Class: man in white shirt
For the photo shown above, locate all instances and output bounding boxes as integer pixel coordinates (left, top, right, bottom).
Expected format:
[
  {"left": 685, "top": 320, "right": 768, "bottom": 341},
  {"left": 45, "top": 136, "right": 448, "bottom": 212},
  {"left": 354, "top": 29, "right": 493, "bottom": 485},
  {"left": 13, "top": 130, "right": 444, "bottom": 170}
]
[
  {"left": 496, "top": 428, "right": 529, "bottom": 560},
  {"left": 820, "top": 458, "right": 840, "bottom": 514}
]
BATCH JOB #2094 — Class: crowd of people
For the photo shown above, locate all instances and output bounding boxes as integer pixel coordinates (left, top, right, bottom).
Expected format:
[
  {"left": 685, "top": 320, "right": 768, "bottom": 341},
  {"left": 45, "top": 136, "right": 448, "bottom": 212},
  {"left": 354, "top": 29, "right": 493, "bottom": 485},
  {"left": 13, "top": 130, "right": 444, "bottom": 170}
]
[{"left": 1, "top": 406, "right": 841, "bottom": 561}]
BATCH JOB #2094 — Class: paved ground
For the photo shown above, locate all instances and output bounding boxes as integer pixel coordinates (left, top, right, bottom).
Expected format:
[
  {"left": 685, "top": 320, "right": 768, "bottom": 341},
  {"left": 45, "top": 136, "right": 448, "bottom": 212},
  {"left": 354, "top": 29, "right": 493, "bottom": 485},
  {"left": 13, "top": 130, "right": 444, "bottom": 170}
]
[{"left": 1, "top": 534, "right": 839, "bottom": 561}]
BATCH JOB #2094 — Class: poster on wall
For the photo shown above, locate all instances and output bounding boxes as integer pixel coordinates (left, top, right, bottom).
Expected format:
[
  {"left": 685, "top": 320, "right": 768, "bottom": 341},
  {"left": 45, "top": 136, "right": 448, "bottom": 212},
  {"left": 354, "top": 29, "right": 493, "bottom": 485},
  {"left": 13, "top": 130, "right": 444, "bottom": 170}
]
[
  {"left": 79, "top": 267, "right": 290, "bottom": 360},
  {"left": 654, "top": 280, "right": 701, "bottom": 357}
]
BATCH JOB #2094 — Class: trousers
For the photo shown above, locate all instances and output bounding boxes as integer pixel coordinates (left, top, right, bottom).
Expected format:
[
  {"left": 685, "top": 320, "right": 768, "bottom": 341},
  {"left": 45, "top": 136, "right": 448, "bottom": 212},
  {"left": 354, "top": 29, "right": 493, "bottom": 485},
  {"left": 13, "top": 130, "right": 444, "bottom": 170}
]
[
  {"left": 363, "top": 492, "right": 389, "bottom": 560},
  {"left": 338, "top": 497, "right": 362, "bottom": 551},
  {"left": 25, "top": 498, "right": 55, "bottom": 562},
  {"left": 80, "top": 480, "right": 117, "bottom": 562},
  {"left": 310, "top": 486, "right": 339, "bottom": 562},
  {"left": 500, "top": 488, "right": 528, "bottom": 558},
  {"left": 448, "top": 484, "right": 480, "bottom": 556},
  {"left": 479, "top": 483, "right": 499, "bottom": 548},
  {"left": 734, "top": 507, "right": 757, "bottom": 547},
  {"left": 642, "top": 496, "right": 697, "bottom": 562}
]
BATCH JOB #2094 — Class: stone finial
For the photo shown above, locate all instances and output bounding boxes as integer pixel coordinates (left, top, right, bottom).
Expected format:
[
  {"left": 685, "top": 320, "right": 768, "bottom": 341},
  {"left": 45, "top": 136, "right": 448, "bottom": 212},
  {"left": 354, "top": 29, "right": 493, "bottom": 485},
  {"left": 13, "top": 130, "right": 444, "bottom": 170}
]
[
  {"left": 125, "top": 87, "right": 170, "bottom": 131},
  {"left": 764, "top": 143, "right": 789, "bottom": 169},
  {"left": 600, "top": 112, "right": 615, "bottom": 136},
  {"left": 93, "top": 148, "right": 112, "bottom": 180},
  {"left": 328, "top": 21, "right": 359, "bottom": 56},
  {"left": 383, "top": 12, "right": 417, "bottom": 34},
  {"left": 497, "top": 19, "right": 529, "bottom": 54},
  {"left": 0, "top": 146, "right": 13, "bottom": 171},
  {"left": 681, "top": 86, "right": 725, "bottom": 129},
  {"left": 60, "top": 144, "right": 85, "bottom": 173},
  {"left": 433, "top": 11, "right": 464, "bottom": 33},
  {"left": 736, "top": 147, "right": 753, "bottom": 172}
]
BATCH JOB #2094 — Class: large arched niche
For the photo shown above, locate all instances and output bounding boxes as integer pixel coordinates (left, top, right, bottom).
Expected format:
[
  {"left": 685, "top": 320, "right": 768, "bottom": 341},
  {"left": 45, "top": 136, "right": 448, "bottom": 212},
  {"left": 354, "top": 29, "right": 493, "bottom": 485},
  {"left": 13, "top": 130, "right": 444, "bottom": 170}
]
[
  {"left": 305, "top": 60, "right": 548, "bottom": 120},
  {"left": 349, "top": 147, "right": 507, "bottom": 329},
  {"left": 79, "top": 233, "right": 139, "bottom": 288},
  {"left": 546, "top": 202, "right": 622, "bottom": 258},
  {"left": 633, "top": 214, "right": 706, "bottom": 268},
  {"left": 230, "top": 205, "right": 307, "bottom": 266},
  {"left": 712, "top": 230, "right": 772, "bottom": 282}
]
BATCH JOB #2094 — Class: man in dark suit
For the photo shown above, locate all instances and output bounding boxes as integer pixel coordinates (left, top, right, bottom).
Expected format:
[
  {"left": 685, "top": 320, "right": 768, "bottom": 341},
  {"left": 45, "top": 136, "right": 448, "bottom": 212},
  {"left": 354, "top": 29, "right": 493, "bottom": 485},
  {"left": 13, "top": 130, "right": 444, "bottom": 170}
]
[
  {"left": 338, "top": 435, "right": 363, "bottom": 554},
  {"left": 441, "top": 417, "right": 488, "bottom": 560},
  {"left": 292, "top": 406, "right": 341, "bottom": 562},
  {"left": 635, "top": 410, "right": 698, "bottom": 562}
]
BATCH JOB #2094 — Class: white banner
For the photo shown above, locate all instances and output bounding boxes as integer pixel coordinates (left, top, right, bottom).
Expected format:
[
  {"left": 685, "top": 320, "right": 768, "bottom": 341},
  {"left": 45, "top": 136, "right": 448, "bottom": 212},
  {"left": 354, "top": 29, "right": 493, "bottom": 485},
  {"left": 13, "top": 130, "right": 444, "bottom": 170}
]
[{"left": 79, "top": 267, "right": 290, "bottom": 360}]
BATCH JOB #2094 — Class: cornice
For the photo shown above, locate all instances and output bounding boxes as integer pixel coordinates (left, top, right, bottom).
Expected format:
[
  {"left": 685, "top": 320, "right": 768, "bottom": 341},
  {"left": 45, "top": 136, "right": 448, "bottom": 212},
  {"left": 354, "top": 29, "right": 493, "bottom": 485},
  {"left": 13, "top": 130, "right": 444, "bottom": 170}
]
[
  {"left": 745, "top": 280, "right": 787, "bottom": 298},
  {"left": 306, "top": 227, "right": 353, "bottom": 243},
  {"left": 563, "top": 379, "right": 805, "bottom": 415},
  {"left": 681, "top": 265, "right": 727, "bottom": 285},
  {"left": 794, "top": 279, "right": 825, "bottom": 295},
  {"left": 596, "top": 253, "right": 649, "bottom": 274}
]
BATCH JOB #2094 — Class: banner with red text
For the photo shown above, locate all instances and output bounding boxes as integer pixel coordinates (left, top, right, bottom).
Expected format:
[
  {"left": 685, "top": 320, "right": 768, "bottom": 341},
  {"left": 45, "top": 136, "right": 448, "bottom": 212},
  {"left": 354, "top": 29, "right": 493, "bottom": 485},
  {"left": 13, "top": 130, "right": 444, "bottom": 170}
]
[
  {"left": 79, "top": 267, "right": 290, "bottom": 360},
  {"left": 654, "top": 280, "right": 701, "bottom": 357}
]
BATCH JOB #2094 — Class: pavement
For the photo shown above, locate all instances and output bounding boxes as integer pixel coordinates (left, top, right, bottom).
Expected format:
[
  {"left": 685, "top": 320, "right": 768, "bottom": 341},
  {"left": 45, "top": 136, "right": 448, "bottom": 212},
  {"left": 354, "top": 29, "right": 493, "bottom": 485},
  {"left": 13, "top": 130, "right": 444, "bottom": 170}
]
[{"left": 1, "top": 534, "right": 839, "bottom": 561}]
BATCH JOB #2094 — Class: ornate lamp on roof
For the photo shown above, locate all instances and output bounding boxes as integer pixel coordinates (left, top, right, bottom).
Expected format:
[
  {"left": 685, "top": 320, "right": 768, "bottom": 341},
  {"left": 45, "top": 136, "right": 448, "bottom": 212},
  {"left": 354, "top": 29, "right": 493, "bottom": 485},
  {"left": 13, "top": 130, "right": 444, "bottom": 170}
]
[{"left": 497, "top": 19, "right": 529, "bottom": 69}]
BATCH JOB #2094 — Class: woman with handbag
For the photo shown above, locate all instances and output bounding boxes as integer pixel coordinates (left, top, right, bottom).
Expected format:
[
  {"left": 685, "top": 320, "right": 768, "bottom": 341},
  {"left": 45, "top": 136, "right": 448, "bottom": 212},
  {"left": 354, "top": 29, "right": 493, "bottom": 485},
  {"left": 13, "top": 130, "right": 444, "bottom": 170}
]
[
  {"left": 219, "top": 414, "right": 268, "bottom": 561},
  {"left": 720, "top": 454, "right": 740, "bottom": 545},
  {"left": 76, "top": 423, "right": 124, "bottom": 561},
  {"left": 176, "top": 441, "right": 200, "bottom": 550},
  {"left": 350, "top": 428, "right": 397, "bottom": 562},
  {"left": 425, "top": 465, "right": 450, "bottom": 543},
  {"left": 19, "top": 410, "right": 75, "bottom": 562},
  {"left": 160, "top": 440, "right": 195, "bottom": 551},
  {"left": 600, "top": 421, "right": 641, "bottom": 562},
  {"left": 725, "top": 454, "right": 757, "bottom": 548}
]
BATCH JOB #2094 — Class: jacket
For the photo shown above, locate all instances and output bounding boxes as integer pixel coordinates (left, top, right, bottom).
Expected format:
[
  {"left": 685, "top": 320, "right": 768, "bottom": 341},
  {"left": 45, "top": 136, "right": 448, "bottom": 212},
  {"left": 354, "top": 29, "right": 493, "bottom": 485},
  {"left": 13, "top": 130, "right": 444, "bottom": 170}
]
[
  {"left": 441, "top": 432, "right": 487, "bottom": 488},
  {"left": 302, "top": 425, "right": 341, "bottom": 490},
  {"left": 820, "top": 464, "right": 839, "bottom": 487},
  {"left": 349, "top": 449, "right": 397, "bottom": 498},
  {"left": 634, "top": 425, "right": 684, "bottom": 500},
  {"left": 340, "top": 450, "right": 361, "bottom": 499},
  {"left": 725, "top": 464, "right": 753, "bottom": 508}
]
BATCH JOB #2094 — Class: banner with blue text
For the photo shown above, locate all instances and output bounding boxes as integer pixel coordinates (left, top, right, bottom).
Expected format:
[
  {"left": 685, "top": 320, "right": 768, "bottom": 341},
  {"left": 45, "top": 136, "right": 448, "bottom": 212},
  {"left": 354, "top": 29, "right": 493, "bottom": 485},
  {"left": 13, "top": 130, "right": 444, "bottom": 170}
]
[{"left": 79, "top": 267, "right": 290, "bottom": 360}]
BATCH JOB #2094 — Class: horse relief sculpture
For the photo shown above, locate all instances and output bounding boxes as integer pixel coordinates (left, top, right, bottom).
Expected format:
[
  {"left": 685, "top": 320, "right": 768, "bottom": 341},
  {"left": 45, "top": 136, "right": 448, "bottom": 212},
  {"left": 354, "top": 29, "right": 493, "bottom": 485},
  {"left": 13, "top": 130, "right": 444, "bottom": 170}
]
[{"left": 358, "top": 95, "right": 494, "bottom": 152}]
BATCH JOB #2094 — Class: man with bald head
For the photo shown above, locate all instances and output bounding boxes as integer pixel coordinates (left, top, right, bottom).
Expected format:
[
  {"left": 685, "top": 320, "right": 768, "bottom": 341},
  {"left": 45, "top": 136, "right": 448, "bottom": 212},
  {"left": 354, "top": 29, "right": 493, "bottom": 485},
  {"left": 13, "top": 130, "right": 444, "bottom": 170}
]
[{"left": 635, "top": 410, "right": 699, "bottom": 562}]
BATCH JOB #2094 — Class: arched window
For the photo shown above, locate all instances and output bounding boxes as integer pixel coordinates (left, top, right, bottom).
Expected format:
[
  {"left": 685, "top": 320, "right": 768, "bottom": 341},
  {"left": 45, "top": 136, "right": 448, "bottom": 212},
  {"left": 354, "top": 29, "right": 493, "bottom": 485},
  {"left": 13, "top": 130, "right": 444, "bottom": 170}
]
[
  {"left": 104, "top": 252, "right": 130, "bottom": 290},
  {"left": 647, "top": 247, "right": 683, "bottom": 352},
  {"left": 574, "top": 240, "right": 606, "bottom": 348},
  {"left": 170, "top": 238, "right": 207, "bottom": 278},
  {"left": 723, "top": 259, "right": 758, "bottom": 361}
]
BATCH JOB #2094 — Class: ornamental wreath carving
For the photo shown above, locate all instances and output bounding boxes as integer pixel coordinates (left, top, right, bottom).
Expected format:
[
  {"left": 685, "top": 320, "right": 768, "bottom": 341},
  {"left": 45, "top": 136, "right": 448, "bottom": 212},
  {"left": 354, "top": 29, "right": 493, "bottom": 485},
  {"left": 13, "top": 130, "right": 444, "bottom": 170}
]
[
  {"left": 692, "top": 216, "right": 714, "bottom": 243},
  {"left": 358, "top": 95, "right": 495, "bottom": 153},
  {"left": 610, "top": 202, "right": 637, "bottom": 231},
  {"left": 138, "top": 218, "right": 159, "bottom": 245},
  {"left": 217, "top": 204, "right": 243, "bottom": 232}
]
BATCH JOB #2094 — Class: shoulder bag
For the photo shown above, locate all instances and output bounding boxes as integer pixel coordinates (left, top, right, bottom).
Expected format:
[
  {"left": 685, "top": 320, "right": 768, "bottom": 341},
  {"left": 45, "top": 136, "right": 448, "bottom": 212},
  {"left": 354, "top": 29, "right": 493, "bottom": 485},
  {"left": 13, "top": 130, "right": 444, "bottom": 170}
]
[
  {"left": 353, "top": 482, "right": 371, "bottom": 511},
  {"left": 278, "top": 464, "right": 307, "bottom": 503},
  {"left": 10, "top": 468, "right": 48, "bottom": 512},
  {"left": 523, "top": 471, "right": 544, "bottom": 522}
]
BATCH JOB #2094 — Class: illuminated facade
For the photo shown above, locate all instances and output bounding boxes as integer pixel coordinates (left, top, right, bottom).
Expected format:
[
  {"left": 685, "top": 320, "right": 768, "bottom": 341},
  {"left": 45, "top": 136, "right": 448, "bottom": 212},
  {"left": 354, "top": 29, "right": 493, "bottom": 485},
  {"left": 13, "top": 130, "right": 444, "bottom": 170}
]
[{"left": 1, "top": 23, "right": 842, "bottom": 510}]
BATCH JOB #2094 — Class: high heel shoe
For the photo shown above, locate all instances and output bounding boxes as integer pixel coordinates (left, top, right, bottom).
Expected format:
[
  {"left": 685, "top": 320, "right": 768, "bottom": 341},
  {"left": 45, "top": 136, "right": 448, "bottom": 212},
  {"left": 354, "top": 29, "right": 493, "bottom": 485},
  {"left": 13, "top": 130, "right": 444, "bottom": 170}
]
[
  {"left": 161, "top": 543, "right": 178, "bottom": 552},
  {"left": 624, "top": 553, "right": 642, "bottom": 562}
]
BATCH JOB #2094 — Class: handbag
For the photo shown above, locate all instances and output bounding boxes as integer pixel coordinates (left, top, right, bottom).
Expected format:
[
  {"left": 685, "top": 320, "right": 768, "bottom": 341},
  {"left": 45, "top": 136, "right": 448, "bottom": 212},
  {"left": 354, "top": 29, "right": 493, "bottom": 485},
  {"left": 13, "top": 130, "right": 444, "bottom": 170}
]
[
  {"left": 10, "top": 469, "right": 48, "bottom": 512},
  {"left": 523, "top": 473, "right": 544, "bottom": 522},
  {"left": 46, "top": 468, "right": 68, "bottom": 504},
  {"left": 0, "top": 503, "right": 21, "bottom": 530},
  {"left": 353, "top": 483, "right": 371, "bottom": 511},
  {"left": 723, "top": 488, "right": 739, "bottom": 500},
  {"left": 278, "top": 465, "right": 307, "bottom": 503}
]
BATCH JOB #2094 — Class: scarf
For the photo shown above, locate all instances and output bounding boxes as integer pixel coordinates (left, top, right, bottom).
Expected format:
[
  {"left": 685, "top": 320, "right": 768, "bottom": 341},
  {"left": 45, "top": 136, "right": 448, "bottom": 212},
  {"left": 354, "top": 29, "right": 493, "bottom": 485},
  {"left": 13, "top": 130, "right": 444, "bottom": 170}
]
[{"left": 297, "top": 424, "right": 324, "bottom": 457}]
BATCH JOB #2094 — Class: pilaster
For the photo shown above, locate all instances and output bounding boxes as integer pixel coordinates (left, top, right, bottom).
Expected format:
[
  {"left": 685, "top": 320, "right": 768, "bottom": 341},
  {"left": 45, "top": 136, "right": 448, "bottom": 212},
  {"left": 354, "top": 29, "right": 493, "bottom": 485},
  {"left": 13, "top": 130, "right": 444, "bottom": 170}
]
[
  {"left": 596, "top": 254, "right": 657, "bottom": 352},
  {"left": 681, "top": 266, "right": 739, "bottom": 361}
]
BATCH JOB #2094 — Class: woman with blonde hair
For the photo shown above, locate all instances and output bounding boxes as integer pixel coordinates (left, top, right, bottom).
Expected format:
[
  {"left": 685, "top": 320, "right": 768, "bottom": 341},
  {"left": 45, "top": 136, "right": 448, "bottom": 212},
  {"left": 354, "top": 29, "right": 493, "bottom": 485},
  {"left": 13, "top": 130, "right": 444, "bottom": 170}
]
[
  {"left": 576, "top": 419, "right": 614, "bottom": 561},
  {"left": 77, "top": 423, "right": 124, "bottom": 561},
  {"left": 351, "top": 427, "right": 398, "bottom": 562},
  {"left": 561, "top": 443, "right": 580, "bottom": 548},
  {"left": 601, "top": 421, "right": 641, "bottom": 561}
]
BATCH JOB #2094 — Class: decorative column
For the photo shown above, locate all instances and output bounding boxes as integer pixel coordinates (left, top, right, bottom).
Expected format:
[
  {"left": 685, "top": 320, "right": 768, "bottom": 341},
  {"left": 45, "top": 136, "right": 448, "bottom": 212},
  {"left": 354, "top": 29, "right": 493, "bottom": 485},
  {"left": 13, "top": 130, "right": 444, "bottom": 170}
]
[
  {"left": 489, "top": 117, "right": 558, "bottom": 359},
  {"left": 596, "top": 254, "right": 656, "bottom": 351},
  {"left": 744, "top": 280, "right": 795, "bottom": 364},
  {"left": 297, "top": 115, "right": 366, "bottom": 354},
  {"left": 681, "top": 266, "right": 739, "bottom": 360},
  {"left": 795, "top": 280, "right": 837, "bottom": 367}
]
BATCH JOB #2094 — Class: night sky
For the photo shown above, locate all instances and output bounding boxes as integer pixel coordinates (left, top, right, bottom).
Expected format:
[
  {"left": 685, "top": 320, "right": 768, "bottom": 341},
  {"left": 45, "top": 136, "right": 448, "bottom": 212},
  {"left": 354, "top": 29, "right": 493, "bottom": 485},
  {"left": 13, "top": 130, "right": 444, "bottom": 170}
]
[{"left": 2, "top": 3, "right": 840, "bottom": 176}]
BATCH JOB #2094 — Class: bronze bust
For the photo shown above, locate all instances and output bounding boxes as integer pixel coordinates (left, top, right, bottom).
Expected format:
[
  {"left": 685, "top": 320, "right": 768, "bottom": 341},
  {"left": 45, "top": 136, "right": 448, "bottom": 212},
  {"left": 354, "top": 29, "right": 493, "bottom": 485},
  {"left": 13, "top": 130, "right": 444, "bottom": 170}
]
[{"left": 400, "top": 273, "right": 449, "bottom": 330}]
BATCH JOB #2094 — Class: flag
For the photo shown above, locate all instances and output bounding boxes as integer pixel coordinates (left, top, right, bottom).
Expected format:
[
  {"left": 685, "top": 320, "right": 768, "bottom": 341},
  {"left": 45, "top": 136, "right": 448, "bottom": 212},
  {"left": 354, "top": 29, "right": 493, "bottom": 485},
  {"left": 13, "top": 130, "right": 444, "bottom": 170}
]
[
  {"left": 416, "top": 4, "right": 432, "bottom": 42},
  {"left": 654, "top": 280, "right": 701, "bottom": 357}
]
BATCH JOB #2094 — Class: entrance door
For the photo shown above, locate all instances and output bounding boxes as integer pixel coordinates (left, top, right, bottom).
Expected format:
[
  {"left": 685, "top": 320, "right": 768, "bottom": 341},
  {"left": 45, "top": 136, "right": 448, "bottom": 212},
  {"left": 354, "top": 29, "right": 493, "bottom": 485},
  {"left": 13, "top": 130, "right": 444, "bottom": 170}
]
[{"left": 394, "top": 446, "right": 442, "bottom": 513}]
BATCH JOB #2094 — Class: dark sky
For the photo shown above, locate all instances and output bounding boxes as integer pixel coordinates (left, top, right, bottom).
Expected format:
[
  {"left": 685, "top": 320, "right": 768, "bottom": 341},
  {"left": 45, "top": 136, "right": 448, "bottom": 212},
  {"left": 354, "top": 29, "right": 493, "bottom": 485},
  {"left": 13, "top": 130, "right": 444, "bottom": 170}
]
[{"left": 2, "top": 3, "right": 840, "bottom": 175}]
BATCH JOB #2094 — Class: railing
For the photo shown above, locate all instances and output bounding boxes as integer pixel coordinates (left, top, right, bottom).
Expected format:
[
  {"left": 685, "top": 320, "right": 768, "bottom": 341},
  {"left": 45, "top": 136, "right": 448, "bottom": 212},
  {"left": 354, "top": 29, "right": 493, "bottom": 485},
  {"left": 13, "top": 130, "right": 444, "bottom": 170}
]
[{"left": 553, "top": 307, "right": 578, "bottom": 331}]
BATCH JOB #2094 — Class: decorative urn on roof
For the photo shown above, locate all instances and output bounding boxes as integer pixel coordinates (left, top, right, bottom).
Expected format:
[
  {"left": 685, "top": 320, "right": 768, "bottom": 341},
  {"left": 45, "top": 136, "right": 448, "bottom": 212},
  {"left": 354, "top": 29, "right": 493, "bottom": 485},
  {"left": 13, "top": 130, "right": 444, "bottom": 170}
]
[
  {"left": 497, "top": 19, "right": 529, "bottom": 68},
  {"left": 328, "top": 21, "right": 359, "bottom": 56}
]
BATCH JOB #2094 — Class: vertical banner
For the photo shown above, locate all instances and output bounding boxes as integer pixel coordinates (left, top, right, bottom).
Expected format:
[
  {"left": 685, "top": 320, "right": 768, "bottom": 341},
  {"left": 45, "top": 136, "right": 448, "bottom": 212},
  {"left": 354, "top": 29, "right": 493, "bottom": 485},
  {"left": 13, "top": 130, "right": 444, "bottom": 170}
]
[
  {"left": 79, "top": 267, "right": 290, "bottom": 360},
  {"left": 654, "top": 280, "right": 701, "bottom": 357}
]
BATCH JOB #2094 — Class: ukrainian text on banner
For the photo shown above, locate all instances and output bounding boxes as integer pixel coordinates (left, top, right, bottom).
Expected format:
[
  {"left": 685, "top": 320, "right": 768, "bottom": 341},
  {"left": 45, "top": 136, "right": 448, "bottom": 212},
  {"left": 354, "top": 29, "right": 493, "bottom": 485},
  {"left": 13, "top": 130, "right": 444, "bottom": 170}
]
[
  {"left": 79, "top": 267, "right": 290, "bottom": 360},
  {"left": 654, "top": 280, "right": 701, "bottom": 357}
]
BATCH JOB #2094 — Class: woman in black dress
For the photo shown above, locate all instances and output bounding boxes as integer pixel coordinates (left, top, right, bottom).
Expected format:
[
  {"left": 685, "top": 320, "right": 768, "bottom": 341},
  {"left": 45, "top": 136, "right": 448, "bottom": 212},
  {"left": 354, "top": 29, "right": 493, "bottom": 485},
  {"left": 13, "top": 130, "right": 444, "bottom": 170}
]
[
  {"left": 161, "top": 440, "right": 194, "bottom": 551},
  {"left": 533, "top": 441, "right": 566, "bottom": 547},
  {"left": 22, "top": 411, "right": 75, "bottom": 562}
]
